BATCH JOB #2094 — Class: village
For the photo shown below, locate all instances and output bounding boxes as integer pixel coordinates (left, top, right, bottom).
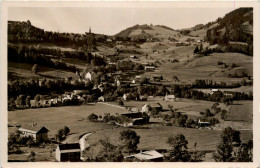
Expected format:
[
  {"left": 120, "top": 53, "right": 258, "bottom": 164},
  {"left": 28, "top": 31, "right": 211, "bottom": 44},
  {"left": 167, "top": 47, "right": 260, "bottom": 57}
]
[{"left": 6, "top": 7, "right": 253, "bottom": 163}]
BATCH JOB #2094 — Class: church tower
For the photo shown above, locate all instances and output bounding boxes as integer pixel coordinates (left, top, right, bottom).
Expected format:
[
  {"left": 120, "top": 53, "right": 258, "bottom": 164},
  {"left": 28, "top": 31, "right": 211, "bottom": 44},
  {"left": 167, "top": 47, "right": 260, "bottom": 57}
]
[{"left": 89, "top": 27, "right": 91, "bottom": 34}]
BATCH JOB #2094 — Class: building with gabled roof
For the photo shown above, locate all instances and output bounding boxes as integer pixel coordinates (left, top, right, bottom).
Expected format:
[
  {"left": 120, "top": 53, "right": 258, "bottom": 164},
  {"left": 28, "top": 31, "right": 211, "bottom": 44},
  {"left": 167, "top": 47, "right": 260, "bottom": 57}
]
[
  {"left": 125, "top": 150, "right": 164, "bottom": 161},
  {"left": 55, "top": 143, "right": 81, "bottom": 162},
  {"left": 18, "top": 124, "right": 49, "bottom": 143}
]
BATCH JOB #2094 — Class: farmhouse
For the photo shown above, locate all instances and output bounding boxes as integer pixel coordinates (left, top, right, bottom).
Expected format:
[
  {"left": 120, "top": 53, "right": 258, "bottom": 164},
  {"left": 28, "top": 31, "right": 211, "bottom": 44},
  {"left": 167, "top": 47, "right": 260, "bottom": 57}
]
[
  {"left": 164, "top": 94, "right": 176, "bottom": 101},
  {"left": 130, "top": 55, "right": 137, "bottom": 59},
  {"left": 123, "top": 93, "right": 131, "bottom": 101},
  {"left": 85, "top": 72, "right": 92, "bottom": 81},
  {"left": 142, "top": 103, "right": 162, "bottom": 113},
  {"left": 119, "top": 112, "right": 150, "bottom": 126},
  {"left": 18, "top": 125, "right": 49, "bottom": 143},
  {"left": 151, "top": 76, "right": 162, "bottom": 82},
  {"left": 144, "top": 66, "right": 155, "bottom": 71},
  {"left": 132, "top": 76, "right": 142, "bottom": 84},
  {"left": 198, "top": 119, "right": 210, "bottom": 127},
  {"left": 210, "top": 89, "right": 221, "bottom": 95},
  {"left": 55, "top": 143, "right": 81, "bottom": 162},
  {"left": 98, "top": 96, "right": 105, "bottom": 102},
  {"left": 125, "top": 150, "right": 164, "bottom": 161}
]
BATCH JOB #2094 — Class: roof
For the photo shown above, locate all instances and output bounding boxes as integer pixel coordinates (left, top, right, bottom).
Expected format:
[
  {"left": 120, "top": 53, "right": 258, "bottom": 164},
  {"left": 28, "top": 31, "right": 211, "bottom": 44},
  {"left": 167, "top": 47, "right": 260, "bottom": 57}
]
[
  {"left": 199, "top": 119, "right": 210, "bottom": 123},
  {"left": 145, "top": 66, "right": 155, "bottom": 68},
  {"left": 19, "top": 125, "right": 49, "bottom": 134},
  {"left": 150, "top": 103, "right": 162, "bottom": 108},
  {"left": 121, "top": 112, "right": 144, "bottom": 119},
  {"left": 166, "top": 95, "right": 175, "bottom": 99},
  {"left": 58, "top": 143, "right": 81, "bottom": 151},
  {"left": 128, "top": 150, "right": 163, "bottom": 160}
]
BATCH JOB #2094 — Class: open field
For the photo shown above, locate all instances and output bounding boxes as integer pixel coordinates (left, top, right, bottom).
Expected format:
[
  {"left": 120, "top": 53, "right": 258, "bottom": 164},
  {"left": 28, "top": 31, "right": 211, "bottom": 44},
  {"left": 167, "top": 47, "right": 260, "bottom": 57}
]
[{"left": 8, "top": 99, "right": 252, "bottom": 161}]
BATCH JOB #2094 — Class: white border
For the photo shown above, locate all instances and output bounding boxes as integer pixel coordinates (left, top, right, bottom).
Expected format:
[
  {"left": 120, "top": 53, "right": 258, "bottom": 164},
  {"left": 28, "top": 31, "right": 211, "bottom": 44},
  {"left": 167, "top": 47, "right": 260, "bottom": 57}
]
[{"left": 1, "top": 1, "right": 260, "bottom": 168}]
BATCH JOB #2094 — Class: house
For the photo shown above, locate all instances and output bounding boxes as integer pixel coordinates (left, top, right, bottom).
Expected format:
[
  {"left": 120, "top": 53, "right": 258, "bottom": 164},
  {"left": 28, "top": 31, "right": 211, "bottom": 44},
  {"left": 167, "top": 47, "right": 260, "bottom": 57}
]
[
  {"left": 198, "top": 119, "right": 210, "bottom": 127},
  {"left": 123, "top": 93, "right": 131, "bottom": 101},
  {"left": 125, "top": 150, "right": 164, "bottom": 162},
  {"left": 98, "top": 96, "right": 105, "bottom": 102},
  {"left": 139, "top": 95, "right": 148, "bottom": 101},
  {"left": 106, "top": 38, "right": 112, "bottom": 42},
  {"left": 130, "top": 55, "right": 137, "bottom": 59},
  {"left": 164, "top": 94, "right": 175, "bottom": 101},
  {"left": 152, "top": 76, "right": 162, "bottom": 82},
  {"left": 18, "top": 125, "right": 49, "bottom": 143},
  {"left": 85, "top": 72, "right": 92, "bottom": 81},
  {"left": 119, "top": 112, "right": 150, "bottom": 127},
  {"left": 142, "top": 103, "right": 162, "bottom": 113},
  {"left": 144, "top": 66, "right": 155, "bottom": 71},
  {"left": 132, "top": 76, "right": 142, "bottom": 84},
  {"left": 210, "top": 89, "right": 221, "bottom": 95},
  {"left": 55, "top": 143, "right": 81, "bottom": 162},
  {"left": 150, "top": 103, "right": 163, "bottom": 112}
]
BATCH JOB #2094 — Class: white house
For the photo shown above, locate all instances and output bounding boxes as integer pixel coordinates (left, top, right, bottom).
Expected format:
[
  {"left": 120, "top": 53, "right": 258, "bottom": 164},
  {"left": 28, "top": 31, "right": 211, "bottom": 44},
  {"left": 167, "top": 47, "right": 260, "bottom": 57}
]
[
  {"left": 98, "top": 96, "right": 105, "bottom": 102},
  {"left": 210, "top": 89, "right": 220, "bottom": 95},
  {"left": 164, "top": 94, "right": 176, "bottom": 101},
  {"left": 85, "top": 72, "right": 92, "bottom": 81},
  {"left": 144, "top": 66, "right": 155, "bottom": 71}
]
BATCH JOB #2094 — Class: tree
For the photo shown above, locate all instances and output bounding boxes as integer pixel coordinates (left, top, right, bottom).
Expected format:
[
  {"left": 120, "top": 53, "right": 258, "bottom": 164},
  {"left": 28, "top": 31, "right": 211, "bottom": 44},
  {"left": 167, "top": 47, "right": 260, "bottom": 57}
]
[
  {"left": 16, "top": 95, "right": 26, "bottom": 107},
  {"left": 213, "top": 127, "right": 241, "bottom": 162},
  {"left": 212, "top": 142, "right": 233, "bottom": 162},
  {"left": 119, "top": 129, "right": 140, "bottom": 155},
  {"left": 167, "top": 134, "right": 190, "bottom": 162},
  {"left": 140, "top": 77, "right": 148, "bottom": 85},
  {"left": 193, "top": 46, "right": 199, "bottom": 54},
  {"left": 88, "top": 113, "right": 98, "bottom": 122},
  {"left": 118, "top": 100, "right": 124, "bottom": 106},
  {"left": 27, "top": 151, "right": 36, "bottom": 162},
  {"left": 234, "top": 140, "right": 253, "bottom": 162},
  {"left": 55, "top": 129, "right": 64, "bottom": 142},
  {"left": 31, "top": 64, "right": 39, "bottom": 74},
  {"left": 221, "top": 127, "right": 241, "bottom": 146},
  {"left": 25, "top": 95, "right": 31, "bottom": 107},
  {"left": 63, "top": 126, "right": 70, "bottom": 136},
  {"left": 98, "top": 138, "right": 124, "bottom": 162}
]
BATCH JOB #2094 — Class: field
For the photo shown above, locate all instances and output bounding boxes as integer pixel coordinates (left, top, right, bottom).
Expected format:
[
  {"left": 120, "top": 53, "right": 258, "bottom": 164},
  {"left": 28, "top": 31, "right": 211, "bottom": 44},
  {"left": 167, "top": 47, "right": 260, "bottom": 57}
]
[{"left": 8, "top": 99, "right": 252, "bottom": 162}]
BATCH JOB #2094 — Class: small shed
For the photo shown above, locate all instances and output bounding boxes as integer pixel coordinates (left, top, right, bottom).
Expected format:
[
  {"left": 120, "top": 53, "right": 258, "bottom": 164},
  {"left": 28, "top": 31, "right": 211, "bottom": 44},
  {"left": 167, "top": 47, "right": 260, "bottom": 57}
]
[{"left": 55, "top": 143, "right": 81, "bottom": 162}]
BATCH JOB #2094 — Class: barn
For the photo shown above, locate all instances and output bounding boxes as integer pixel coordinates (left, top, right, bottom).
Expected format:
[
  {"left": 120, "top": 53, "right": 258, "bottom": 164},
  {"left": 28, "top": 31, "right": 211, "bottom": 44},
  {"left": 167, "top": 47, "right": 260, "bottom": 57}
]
[
  {"left": 55, "top": 143, "right": 81, "bottom": 162},
  {"left": 18, "top": 125, "right": 49, "bottom": 144}
]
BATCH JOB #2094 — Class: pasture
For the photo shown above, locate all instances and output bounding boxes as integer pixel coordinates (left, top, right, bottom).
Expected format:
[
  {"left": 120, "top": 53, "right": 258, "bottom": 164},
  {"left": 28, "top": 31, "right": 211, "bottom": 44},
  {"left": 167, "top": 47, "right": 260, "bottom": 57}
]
[{"left": 8, "top": 99, "right": 253, "bottom": 161}]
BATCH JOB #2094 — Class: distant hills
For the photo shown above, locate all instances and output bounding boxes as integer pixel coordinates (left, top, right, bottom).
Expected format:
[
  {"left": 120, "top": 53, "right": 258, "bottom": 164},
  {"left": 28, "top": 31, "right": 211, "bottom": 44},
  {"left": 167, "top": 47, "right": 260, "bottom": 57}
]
[
  {"left": 114, "top": 24, "right": 179, "bottom": 42},
  {"left": 8, "top": 7, "right": 253, "bottom": 55}
]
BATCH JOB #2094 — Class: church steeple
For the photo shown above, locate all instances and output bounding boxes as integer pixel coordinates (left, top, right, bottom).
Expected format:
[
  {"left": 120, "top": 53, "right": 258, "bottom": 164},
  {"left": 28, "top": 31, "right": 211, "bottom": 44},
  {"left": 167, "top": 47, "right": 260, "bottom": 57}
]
[{"left": 89, "top": 27, "right": 91, "bottom": 34}]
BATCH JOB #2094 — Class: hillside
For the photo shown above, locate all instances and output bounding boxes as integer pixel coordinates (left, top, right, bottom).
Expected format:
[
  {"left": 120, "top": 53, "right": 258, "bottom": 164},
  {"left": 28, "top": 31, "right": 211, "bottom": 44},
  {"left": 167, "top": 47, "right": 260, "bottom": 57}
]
[
  {"left": 114, "top": 24, "right": 180, "bottom": 42},
  {"left": 205, "top": 8, "right": 253, "bottom": 55}
]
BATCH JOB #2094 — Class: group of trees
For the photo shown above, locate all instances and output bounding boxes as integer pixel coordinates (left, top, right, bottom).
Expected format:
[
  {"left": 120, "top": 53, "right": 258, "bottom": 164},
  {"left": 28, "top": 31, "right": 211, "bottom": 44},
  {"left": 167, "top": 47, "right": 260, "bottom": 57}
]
[
  {"left": 8, "top": 45, "right": 78, "bottom": 72},
  {"left": 213, "top": 127, "right": 252, "bottom": 162},
  {"left": 191, "top": 79, "right": 246, "bottom": 89},
  {"left": 82, "top": 129, "right": 140, "bottom": 162},
  {"left": 55, "top": 126, "right": 70, "bottom": 142},
  {"left": 8, "top": 20, "right": 99, "bottom": 48}
]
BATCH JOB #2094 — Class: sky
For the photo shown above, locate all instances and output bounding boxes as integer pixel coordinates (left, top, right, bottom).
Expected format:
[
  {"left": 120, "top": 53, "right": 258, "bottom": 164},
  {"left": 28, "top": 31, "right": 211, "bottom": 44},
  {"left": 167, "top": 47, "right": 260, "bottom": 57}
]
[{"left": 8, "top": 7, "right": 234, "bottom": 35}]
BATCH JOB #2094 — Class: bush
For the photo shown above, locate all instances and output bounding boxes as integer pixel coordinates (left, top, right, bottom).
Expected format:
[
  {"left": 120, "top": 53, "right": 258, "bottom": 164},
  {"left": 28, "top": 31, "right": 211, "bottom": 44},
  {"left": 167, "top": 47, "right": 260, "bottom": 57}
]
[{"left": 88, "top": 113, "right": 98, "bottom": 122}]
